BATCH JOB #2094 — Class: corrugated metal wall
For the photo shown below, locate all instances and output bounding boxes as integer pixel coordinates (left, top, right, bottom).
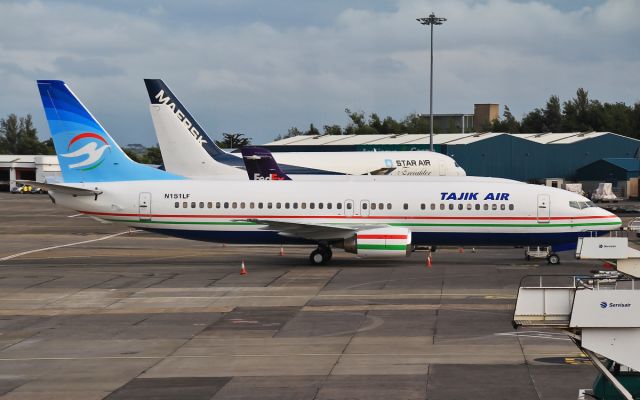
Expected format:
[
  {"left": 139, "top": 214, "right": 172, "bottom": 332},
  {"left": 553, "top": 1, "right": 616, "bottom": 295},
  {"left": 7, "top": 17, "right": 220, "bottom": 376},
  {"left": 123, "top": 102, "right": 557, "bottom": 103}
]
[{"left": 443, "top": 135, "right": 640, "bottom": 181}]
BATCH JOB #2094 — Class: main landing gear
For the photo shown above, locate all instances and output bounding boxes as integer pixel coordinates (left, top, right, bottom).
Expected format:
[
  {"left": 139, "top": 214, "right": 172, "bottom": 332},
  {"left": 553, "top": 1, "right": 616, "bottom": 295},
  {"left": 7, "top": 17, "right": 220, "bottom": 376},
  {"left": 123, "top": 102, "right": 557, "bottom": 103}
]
[{"left": 309, "top": 245, "right": 332, "bottom": 266}]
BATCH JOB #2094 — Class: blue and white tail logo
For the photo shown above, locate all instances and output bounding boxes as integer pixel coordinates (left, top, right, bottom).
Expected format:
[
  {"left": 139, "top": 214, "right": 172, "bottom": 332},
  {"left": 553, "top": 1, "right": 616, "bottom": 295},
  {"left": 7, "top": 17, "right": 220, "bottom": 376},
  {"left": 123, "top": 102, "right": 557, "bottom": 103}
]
[
  {"left": 37, "top": 80, "right": 183, "bottom": 183},
  {"left": 61, "top": 133, "right": 111, "bottom": 171}
]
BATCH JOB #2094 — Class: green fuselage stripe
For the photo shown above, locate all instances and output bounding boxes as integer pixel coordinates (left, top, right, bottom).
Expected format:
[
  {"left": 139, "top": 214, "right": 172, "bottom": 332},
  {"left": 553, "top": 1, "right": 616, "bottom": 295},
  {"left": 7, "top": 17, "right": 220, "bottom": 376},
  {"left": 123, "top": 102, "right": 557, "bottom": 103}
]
[
  {"left": 102, "top": 218, "right": 619, "bottom": 229},
  {"left": 357, "top": 244, "right": 407, "bottom": 250}
]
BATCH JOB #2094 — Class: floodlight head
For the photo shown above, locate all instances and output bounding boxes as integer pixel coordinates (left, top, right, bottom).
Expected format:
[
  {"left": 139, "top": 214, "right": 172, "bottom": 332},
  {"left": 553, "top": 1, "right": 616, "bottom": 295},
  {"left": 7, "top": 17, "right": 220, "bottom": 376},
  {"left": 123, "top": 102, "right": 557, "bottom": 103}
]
[{"left": 417, "top": 13, "right": 447, "bottom": 26}]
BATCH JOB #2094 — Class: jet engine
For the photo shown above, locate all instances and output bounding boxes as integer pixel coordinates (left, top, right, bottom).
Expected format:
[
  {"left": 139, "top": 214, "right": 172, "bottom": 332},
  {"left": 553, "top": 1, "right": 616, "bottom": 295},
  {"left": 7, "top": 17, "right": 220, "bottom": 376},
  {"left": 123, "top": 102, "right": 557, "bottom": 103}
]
[{"left": 339, "top": 227, "right": 412, "bottom": 257}]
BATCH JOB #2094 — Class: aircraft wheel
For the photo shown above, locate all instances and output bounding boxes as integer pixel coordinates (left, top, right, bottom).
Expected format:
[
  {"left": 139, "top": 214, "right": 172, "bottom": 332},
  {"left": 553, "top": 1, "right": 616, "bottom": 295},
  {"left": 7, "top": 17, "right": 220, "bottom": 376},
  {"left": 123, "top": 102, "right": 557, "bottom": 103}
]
[
  {"left": 547, "top": 254, "right": 560, "bottom": 265},
  {"left": 310, "top": 249, "right": 329, "bottom": 266}
]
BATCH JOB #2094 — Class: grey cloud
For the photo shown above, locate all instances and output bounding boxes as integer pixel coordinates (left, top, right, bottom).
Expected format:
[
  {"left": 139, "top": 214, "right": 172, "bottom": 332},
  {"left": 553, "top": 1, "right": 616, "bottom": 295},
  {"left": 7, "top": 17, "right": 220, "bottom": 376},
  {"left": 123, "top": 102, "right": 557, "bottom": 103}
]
[{"left": 53, "top": 56, "right": 124, "bottom": 78}]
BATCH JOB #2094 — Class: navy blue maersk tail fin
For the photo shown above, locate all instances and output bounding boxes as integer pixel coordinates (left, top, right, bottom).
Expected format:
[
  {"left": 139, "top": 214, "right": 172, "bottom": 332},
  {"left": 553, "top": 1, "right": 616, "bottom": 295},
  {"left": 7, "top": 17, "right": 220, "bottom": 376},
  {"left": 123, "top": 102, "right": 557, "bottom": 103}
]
[
  {"left": 37, "top": 80, "right": 184, "bottom": 183},
  {"left": 240, "top": 146, "right": 291, "bottom": 181},
  {"left": 143, "top": 79, "right": 244, "bottom": 167}
]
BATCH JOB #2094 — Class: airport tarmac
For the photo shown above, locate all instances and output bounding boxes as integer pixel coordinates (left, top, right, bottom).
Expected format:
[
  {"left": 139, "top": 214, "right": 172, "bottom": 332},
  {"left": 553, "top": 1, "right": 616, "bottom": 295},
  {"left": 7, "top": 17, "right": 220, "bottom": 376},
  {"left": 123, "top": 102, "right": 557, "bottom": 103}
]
[{"left": 0, "top": 193, "right": 615, "bottom": 399}]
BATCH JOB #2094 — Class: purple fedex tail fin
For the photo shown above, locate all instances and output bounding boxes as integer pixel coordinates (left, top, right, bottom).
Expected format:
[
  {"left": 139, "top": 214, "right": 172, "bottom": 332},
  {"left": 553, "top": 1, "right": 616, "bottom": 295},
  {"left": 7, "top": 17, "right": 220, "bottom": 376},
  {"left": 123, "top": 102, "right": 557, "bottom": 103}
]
[{"left": 240, "top": 147, "right": 291, "bottom": 181}]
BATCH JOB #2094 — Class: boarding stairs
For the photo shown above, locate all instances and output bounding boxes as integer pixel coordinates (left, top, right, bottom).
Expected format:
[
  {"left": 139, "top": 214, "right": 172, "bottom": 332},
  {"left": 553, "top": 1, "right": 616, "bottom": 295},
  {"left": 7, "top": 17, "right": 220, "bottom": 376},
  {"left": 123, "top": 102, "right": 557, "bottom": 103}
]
[{"left": 513, "top": 237, "right": 640, "bottom": 399}]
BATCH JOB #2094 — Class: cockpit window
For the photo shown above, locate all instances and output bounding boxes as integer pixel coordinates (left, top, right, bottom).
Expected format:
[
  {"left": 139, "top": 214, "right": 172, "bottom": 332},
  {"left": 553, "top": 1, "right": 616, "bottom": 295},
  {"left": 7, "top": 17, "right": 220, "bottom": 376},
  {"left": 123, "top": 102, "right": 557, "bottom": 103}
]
[
  {"left": 454, "top": 161, "right": 460, "bottom": 167},
  {"left": 570, "top": 201, "right": 595, "bottom": 209}
]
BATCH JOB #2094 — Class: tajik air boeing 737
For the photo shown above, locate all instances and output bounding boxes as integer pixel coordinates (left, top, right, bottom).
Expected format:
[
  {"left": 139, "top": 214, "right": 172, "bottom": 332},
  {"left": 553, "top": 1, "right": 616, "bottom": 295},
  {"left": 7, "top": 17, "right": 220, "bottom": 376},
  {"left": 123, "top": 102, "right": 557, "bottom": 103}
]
[
  {"left": 29, "top": 80, "right": 621, "bottom": 265},
  {"left": 143, "top": 79, "right": 466, "bottom": 178}
]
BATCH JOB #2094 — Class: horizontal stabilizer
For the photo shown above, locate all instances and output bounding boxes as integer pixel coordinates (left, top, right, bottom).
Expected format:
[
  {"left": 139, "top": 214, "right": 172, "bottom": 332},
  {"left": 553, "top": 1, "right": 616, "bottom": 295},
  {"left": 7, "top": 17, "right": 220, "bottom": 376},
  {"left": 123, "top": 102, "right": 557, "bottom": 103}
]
[{"left": 17, "top": 180, "right": 102, "bottom": 196}]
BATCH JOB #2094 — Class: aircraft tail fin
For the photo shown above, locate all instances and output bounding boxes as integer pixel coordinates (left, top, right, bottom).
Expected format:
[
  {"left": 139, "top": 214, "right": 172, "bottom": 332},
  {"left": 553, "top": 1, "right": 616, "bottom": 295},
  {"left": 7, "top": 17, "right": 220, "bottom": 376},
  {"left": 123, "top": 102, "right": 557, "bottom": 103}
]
[
  {"left": 144, "top": 79, "right": 234, "bottom": 159},
  {"left": 37, "top": 80, "right": 183, "bottom": 183},
  {"left": 240, "top": 146, "right": 291, "bottom": 181}
]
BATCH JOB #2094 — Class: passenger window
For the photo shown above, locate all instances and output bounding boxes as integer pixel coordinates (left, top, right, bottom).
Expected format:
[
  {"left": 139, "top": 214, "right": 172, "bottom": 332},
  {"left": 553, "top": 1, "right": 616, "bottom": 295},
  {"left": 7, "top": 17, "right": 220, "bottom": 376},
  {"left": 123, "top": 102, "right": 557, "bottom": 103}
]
[
  {"left": 258, "top": 202, "right": 263, "bottom": 209},
  {"left": 240, "top": 202, "right": 245, "bottom": 209},
  {"left": 372, "top": 203, "right": 377, "bottom": 210},
  {"left": 492, "top": 204, "right": 497, "bottom": 210},
  {"left": 250, "top": 202, "right": 255, "bottom": 209},
  {"left": 475, "top": 204, "right": 480, "bottom": 210},
  {"left": 199, "top": 202, "right": 204, "bottom": 208},
  {"left": 509, "top": 204, "right": 514, "bottom": 210},
  {"left": 337, "top": 203, "right": 342, "bottom": 210},
  {"left": 191, "top": 202, "right": 196, "bottom": 208},
  {"left": 362, "top": 203, "right": 368, "bottom": 210},
  {"left": 175, "top": 202, "right": 179, "bottom": 208},
  {"left": 440, "top": 204, "right": 445, "bottom": 210},
  {"left": 216, "top": 202, "right": 221, "bottom": 209},
  {"left": 466, "top": 204, "right": 472, "bottom": 210},
  {"left": 449, "top": 204, "right": 454, "bottom": 210},
  {"left": 500, "top": 204, "right": 506, "bottom": 210},
  {"left": 431, "top": 204, "right": 436, "bottom": 210},
  {"left": 276, "top": 203, "right": 281, "bottom": 209},
  {"left": 344, "top": 203, "right": 350, "bottom": 210},
  {"left": 327, "top": 203, "right": 332, "bottom": 209},
  {"left": 483, "top": 204, "right": 488, "bottom": 210},
  {"left": 458, "top": 204, "right": 463, "bottom": 210},
  {"left": 311, "top": 203, "right": 316, "bottom": 209},
  {"left": 207, "top": 202, "right": 212, "bottom": 209},
  {"left": 183, "top": 202, "right": 188, "bottom": 208},
  {"left": 420, "top": 204, "right": 425, "bottom": 210},
  {"left": 285, "top": 202, "right": 290, "bottom": 209},
  {"left": 318, "top": 203, "right": 324, "bottom": 209},
  {"left": 268, "top": 202, "right": 273, "bottom": 209},
  {"left": 293, "top": 202, "right": 298, "bottom": 209},
  {"left": 301, "top": 203, "right": 307, "bottom": 209},
  {"left": 387, "top": 203, "right": 392, "bottom": 210},
  {"left": 403, "top": 203, "right": 408, "bottom": 210},
  {"left": 224, "top": 202, "right": 229, "bottom": 209},
  {"left": 232, "top": 202, "right": 237, "bottom": 209}
]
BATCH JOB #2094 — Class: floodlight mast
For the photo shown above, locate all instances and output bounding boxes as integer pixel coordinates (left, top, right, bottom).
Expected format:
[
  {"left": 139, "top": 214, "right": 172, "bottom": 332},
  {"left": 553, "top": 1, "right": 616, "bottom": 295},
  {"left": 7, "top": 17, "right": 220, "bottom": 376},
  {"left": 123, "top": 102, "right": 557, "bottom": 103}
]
[{"left": 417, "top": 13, "right": 446, "bottom": 152}]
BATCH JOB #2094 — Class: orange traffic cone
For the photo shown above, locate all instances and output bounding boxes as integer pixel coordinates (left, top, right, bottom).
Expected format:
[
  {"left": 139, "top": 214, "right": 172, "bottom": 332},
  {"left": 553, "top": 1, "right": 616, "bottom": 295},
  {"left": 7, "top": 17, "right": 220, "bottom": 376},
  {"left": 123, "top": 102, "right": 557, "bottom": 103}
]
[
  {"left": 240, "top": 260, "right": 248, "bottom": 275},
  {"left": 279, "top": 246, "right": 285, "bottom": 256},
  {"left": 427, "top": 255, "right": 432, "bottom": 268}
]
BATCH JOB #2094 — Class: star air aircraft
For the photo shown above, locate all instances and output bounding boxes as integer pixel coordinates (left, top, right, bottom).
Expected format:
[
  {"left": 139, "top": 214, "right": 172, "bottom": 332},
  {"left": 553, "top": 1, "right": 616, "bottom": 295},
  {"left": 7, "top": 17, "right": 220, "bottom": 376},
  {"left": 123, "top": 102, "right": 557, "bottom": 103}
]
[
  {"left": 144, "top": 79, "right": 466, "bottom": 178},
  {"left": 28, "top": 80, "right": 621, "bottom": 265}
]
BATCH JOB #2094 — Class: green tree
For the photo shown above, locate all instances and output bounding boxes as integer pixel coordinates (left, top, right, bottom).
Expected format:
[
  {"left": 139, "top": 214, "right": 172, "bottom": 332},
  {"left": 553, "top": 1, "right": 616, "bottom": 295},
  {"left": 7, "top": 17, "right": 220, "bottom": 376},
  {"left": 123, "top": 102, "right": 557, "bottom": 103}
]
[
  {"left": 304, "top": 123, "right": 320, "bottom": 136},
  {"left": 492, "top": 105, "right": 520, "bottom": 133},
  {"left": 123, "top": 148, "right": 142, "bottom": 162},
  {"left": 143, "top": 146, "right": 163, "bottom": 165},
  {"left": 215, "top": 133, "right": 251, "bottom": 149},
  {"left": 0, "top": 114, "right": 21, "bottom": 154},
  {"left": 323, "top": 124, "right": 342, "bottom": 135},
  {"left": 543, "top": 95, "right": 563, "bottom": 132}
]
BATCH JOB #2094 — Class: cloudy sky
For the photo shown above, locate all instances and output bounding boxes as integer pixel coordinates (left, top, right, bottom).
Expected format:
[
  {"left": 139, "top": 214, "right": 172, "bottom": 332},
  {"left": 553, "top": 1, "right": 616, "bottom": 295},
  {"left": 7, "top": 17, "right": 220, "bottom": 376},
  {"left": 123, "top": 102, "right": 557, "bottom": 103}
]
[{"left": 1, "top": 0, "right": 638, "bottom": 146}]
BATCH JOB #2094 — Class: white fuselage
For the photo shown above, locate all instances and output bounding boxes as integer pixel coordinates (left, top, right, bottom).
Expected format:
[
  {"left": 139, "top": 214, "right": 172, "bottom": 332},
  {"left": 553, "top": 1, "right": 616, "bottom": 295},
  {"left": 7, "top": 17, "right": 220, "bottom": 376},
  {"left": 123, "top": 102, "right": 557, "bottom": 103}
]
[{"left": 52, "top": 178, "right": 621, "bottom": 249}]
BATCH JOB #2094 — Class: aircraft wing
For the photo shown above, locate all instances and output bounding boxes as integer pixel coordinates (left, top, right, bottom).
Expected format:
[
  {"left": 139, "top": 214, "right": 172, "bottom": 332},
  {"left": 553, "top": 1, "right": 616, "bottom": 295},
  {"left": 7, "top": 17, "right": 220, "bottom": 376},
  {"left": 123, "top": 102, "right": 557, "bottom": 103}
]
[
  {"left": 241, "top": 219, "right": 389, "bottom": 241},
  {"left": 17, "top": 180, "right": 102, "bottom": 197}
]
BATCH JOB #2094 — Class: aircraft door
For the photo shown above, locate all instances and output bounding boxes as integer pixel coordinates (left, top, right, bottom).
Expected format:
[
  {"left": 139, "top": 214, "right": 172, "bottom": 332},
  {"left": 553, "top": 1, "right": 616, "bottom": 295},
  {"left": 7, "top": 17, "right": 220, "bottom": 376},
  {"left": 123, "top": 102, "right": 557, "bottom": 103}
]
[
  {"left": 344, "top": 199, "right": 354, "bottom": 217},
  {"left": 536, "top": 194, "right": 550, "bottom": 223},
  {"left": 139, "top": 192, "right": 152, "bottom": 221},
  {"left": 360, "top": 200, "right": 370, "bottom": 217}
]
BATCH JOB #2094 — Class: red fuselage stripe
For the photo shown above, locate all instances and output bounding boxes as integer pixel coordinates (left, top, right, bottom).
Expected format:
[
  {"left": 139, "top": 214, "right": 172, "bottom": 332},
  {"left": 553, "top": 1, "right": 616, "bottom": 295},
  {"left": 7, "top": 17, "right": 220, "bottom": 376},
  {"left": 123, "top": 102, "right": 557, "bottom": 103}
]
[{"left": 358, "top": 234, "right": 408, "bottom": 239}]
